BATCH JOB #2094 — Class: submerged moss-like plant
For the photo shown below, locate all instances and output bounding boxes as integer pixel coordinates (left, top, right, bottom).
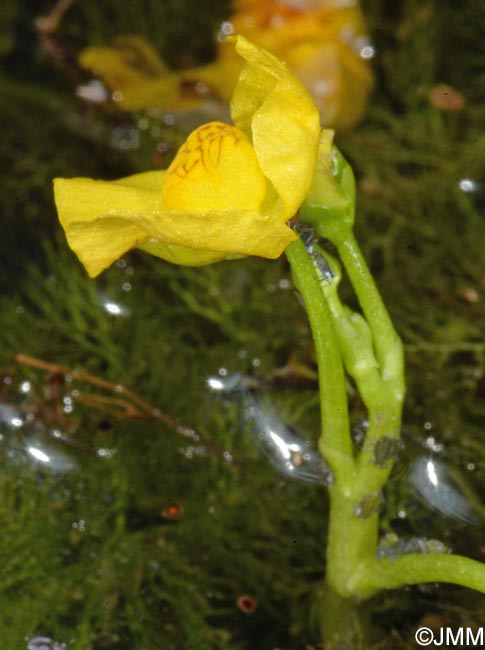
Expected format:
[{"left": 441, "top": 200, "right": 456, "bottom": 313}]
[{"left": 52, "top": 34, "right": 485, "bottom": 644}]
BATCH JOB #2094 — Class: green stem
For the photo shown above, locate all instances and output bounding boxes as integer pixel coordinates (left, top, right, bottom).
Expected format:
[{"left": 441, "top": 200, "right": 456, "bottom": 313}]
[
  {"left": 325, "top": 487, "right": 379, "bottom": 598},
  {"left": 335, "top": 232, "right": 405, "bottom": 402},
  {"left": 353, "top": 554, "right": 485, "bottom": 598},
  {"left": 352, "top": 408, "right": 402, "bottom": 497},
  {"left": 285, "top": 238, "right": 353, "bottom": 483},
  {"left": 313, "top": 245, "right": 404, "bottom": 509}
]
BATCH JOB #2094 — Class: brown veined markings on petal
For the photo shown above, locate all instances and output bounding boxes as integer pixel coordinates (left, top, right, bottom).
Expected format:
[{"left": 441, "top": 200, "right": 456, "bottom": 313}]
[{"left": 169, "top": 122, "right": 243, "bottom": 181}]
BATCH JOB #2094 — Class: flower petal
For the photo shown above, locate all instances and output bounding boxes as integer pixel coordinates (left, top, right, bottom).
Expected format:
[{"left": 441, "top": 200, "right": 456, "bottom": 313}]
[
  {"left": 53, "top": 172, "right": 167, "bottom": 277},
  {"left": 78, "top": 36, "right": 179, "bottom": 110},
  {"left": 54, "top": 170, "right": 297, "bottom": 275},
  {"left": 66, "top": 217, "right": 148, "bottom": 277},
  {"left": 162, "top": 121, "right": 266, "bottom": 212},
  {"left": 127, "top": 208, "right": 297, "bottom": 259},
  {"left": 138, "top": 240, "right": 228, "bottom": 266},
  {"left": 230, "top": 35, "right": 320, "bottom": 220}
]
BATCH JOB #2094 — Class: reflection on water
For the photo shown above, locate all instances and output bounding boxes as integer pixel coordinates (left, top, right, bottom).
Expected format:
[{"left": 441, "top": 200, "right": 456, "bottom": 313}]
[
  {"left": 208, "top": 371, "right": 332, "bottom": 486},
  {"left": 0, "top": 399, "right": 79, "bottom": 473},
  {"left": 409, "top": 455, "right": 484, "bottom": 526},
  {"left": 27, "top": 637, "right": 65, "bottom": 650}
]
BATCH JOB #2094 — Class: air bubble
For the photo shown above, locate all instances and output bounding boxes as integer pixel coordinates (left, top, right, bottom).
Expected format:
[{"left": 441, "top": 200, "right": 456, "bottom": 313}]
[
  {"left": 97, "top": 448, "right": 116, "bottom": 459},
  {"left": 458, "top": 178, "right": 478, "bottom": 193},
  {"left": 219, "top": 20, "right": 234, "bottom": 37},
  {"left": 360, "top": 45, "right": 375, "bottom": 59},
  {"left": 27, "top": 637, "right": 66, "bottom": 650},
  {"left": 409, "top": 455, "right": 482, "bottom": 525},
  {"left": 208, "top": 372, "right": 332, "bottom": 485}
]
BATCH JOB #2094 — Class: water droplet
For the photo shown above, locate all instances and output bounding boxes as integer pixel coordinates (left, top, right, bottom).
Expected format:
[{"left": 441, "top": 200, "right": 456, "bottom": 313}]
[
  {"left": 409, "top": 456, "right": 482, "bottom": 525},
  {"left": 424, "top": 436, "right": 443, "bottom": 453},
  {"left": 359, "top": 44, "right": 375, "bottom": 59},
  {"left": 218, "top": 20, "right": 234, "bottom": 41},
  {"left": 207, "top": 372, "right": 244, "bottom": 392},
  {"left": 23, "top": 437, "right": 77, "bottom": 473},
  {"left": 242, "top": 391, "right": 332, "bottom": 485},
  {"left": 100, "top": 298, "right": 131, "bottom": 317},
  {"left": 195, "top": 82, "right": 209, "bottom": 97},
  {"left": 28, "top": 446, "right": 50, "bottom": 463},
  {"left": 458, "top": 178, "right": 479, "bottom": 193},
  {"left": 97, "top": 448, "right": 116, "bottom": 459},
  {"left": 111, "top": 125, "right": 140, "bottom": 150},
  {"left": 72, "top": 519, "right": 86, "bottom": 532},
  {"left": 377, "top": 532, "right": 450, "bottom": 558},
  {"left": 20, "top": 381, "right": 31, "bottom": 394},
  {"left": 75, "top": 79, "right": 109, "bottom": 103},
  {"left": 27, "top": 637, "right": 66, "bottom": 650}
]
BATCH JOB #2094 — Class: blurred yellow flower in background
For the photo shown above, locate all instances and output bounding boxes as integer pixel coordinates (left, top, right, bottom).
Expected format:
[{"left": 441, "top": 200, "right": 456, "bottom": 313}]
[
  {"left": 54, "top": 36, "right": 321, "bottom": 277},
  {"left": 79, "top": 0, "right": 373, "bottom": 131}
]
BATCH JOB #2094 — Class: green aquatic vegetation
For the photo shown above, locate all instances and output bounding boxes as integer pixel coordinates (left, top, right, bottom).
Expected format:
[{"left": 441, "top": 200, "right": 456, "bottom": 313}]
[{"left": 50, "top": 34, "right": 485, "bottom": 646}]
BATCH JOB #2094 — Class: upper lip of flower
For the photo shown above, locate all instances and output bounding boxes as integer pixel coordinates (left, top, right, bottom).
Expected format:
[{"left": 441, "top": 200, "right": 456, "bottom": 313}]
[{"left": 53, "top": 35, "right": 321, "bottom": 277}]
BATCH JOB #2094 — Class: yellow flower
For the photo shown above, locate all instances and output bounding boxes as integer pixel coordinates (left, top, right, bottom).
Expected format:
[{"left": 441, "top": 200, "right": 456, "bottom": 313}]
[
  {"left": 78, "top": 36, "right": 182, "bottom": 111},
  {"left": 78, "top": 1, "right": 373, "bottom": 131},
  {"left": 54, "top": 36, "right": 320, "bottom": 277}
]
